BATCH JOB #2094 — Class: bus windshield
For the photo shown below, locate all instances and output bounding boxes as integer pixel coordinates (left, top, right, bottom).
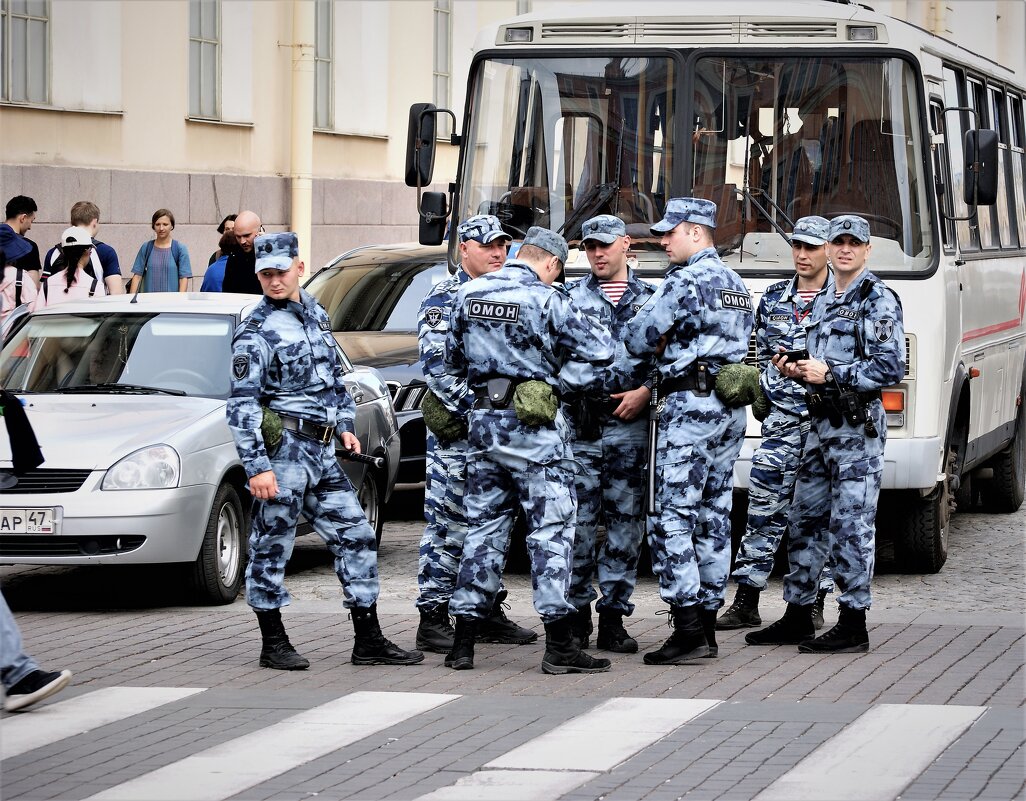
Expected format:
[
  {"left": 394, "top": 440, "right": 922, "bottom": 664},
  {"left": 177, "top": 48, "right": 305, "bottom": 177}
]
[{"left": 458, "top": 52, "right": 935, "bottom": 274}]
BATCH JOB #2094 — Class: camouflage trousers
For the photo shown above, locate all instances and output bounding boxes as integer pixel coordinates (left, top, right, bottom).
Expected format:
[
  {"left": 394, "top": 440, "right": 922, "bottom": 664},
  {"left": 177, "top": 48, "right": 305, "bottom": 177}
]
[
  {"left": 569, "top": 416, "right": 648, "bottom": 616},
  {"left": 732, "top": 408, "right": 834, "bottom": 591},
  {"left": 783, "top": 402, "right": 886, "bottom": 610},
  {"left": 416, "top": 433, "right": 469, "bottom": 611},
  {"left": 449, "top": 408, "right": 578, "bottom": 623},
  {"left": 246, "top": 431, "right": 379, "bottom": 610},
  {"left": 649, "top": 392, "right": 746, "bottom": 611}
]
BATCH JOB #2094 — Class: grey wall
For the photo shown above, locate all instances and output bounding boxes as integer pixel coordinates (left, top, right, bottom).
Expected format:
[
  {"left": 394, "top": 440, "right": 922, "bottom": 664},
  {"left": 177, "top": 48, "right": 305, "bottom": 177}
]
[{"left": 1, "top": 165, "right": 429, "bottom": 279}]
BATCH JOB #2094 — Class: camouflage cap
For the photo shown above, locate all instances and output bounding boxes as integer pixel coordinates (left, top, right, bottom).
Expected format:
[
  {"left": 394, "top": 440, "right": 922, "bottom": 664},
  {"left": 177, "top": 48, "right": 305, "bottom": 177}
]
[
  {"left": 828, "top": 215, "right": 870, "bottom": 244},
  {"left": 581, "top": 214, "right": 626, "bottom": 244},
  {"left": 790, "top": 215, "right": 830, "bottom": 246},
  {"left": 456, "top": 214, "right": 512, "bottom": 244},
  {"left": 522, "top": 226, "right": 568, "bottom": 264},
  {"left": 651, "top": 197, "right": 718, "bottom": 233},
  {"left": 254, "top": 232, "right": 299, "bottom": 272}
]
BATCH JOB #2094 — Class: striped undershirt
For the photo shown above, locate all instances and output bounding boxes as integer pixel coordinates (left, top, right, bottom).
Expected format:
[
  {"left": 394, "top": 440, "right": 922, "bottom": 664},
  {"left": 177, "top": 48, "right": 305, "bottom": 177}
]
[
  {"left": 599, "top": 280, "right": 629, "bottom": 304},
  {"left": 796, "top": 288, "right": 818, "bottom": 305}
]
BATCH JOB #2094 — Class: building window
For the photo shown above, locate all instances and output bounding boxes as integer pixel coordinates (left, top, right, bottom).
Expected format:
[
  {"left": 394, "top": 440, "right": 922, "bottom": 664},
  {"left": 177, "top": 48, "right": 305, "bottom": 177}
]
[
  {"left": 0, "top": 0, "right": 49, "bottom": 105},
  {"left": 516, "top": 0, "right": 532, "bottom": 14},
  {"left": 314, "top": 0, "right": 332, "bottom": 129},
  {"left": 189, "top": 0, "right": 220, "bottom": 119},
  {"left": 433, "top": 0, "right": 451, "bottom": 136}
]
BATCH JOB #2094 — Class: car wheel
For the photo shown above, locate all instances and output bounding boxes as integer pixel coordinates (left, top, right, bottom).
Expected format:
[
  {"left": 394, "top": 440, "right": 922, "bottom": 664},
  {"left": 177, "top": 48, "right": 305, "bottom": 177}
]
[
  {"left": 191, "top": 482, "right": 246, "bottom": 604},
  {"left": 359, "top": 470, "right": 385, "bottom": 544}
]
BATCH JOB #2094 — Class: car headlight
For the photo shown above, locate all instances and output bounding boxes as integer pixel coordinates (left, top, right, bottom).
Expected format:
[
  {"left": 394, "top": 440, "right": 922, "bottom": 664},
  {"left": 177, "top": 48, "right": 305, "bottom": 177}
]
[{"left": 102, "top": 445, "right": 181, "bottom": 490}]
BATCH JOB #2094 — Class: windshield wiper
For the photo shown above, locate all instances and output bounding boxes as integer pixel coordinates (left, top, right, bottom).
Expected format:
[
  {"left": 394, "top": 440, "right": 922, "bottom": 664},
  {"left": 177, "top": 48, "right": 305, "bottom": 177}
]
[{"left": 53, "top": 383, "right": 187, "bottom": 396}]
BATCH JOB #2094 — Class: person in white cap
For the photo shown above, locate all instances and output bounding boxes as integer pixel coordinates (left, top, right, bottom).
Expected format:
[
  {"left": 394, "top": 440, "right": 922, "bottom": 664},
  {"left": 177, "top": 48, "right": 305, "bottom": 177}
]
[{"left": 32, "top": 227, "right": 108, "bottom": 310}]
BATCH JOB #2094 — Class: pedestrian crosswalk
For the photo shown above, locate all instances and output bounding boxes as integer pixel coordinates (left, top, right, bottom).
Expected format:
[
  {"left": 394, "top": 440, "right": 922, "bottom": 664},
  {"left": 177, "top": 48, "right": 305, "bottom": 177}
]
[{"left": 0, "top": 686, "right": 992, "bottom": 801}]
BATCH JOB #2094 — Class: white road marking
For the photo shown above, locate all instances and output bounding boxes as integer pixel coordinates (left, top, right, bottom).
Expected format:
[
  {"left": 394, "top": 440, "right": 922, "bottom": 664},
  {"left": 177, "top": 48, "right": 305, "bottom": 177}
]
[
  {"left": 2, "top": 686, "right": 205, "bottom": 760},
  {"left": 85, "top": 690, "right": 459, "bottom": 801},
  {"left": 754, "top": 703, "right": 987, "bottom": 801},
  {"left": 417, "top": 697, "right": 720, "bottom": 801}
]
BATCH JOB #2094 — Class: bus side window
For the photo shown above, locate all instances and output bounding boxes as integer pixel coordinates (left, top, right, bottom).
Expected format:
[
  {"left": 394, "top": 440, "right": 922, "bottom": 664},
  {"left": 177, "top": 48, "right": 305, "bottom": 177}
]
[{"left": 1008, "top": 94, "right": 1026, "bottom": 246}]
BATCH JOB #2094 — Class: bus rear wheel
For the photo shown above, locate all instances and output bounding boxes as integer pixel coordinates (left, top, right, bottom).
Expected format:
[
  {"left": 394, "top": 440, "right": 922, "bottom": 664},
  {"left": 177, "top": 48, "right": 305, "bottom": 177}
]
[{"left": 978, "top": 378, "right": 1026, "bottom": 513}]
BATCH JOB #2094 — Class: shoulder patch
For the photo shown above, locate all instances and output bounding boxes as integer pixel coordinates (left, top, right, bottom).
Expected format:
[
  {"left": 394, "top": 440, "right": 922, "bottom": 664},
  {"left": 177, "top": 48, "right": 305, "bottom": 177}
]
[
  {"left": 425, "top": 306, "right": 443, "bottom": 328},
  {"left": 232, "top": 354, "right": 250, "bottom": 380},
  {"left": 873, "top": 319, "right": 894, "bottom": 342},
  {"left": 837, "top": 308, "right": 860, "bottom": 321},
  {"left": 719, "top": 289, "right": 753, "bottom": 312},
  {"left": 466, "top": 298, "right": 521, "bottom": 323},
  {"left": 768, "top": 314, "right": 791, "bottom": 322},
  {"left": 765, "top": 279, "right": 790, "bottom": 293},
  {"left": 318, "top": 320, "right": 331, "bottom": 331}
]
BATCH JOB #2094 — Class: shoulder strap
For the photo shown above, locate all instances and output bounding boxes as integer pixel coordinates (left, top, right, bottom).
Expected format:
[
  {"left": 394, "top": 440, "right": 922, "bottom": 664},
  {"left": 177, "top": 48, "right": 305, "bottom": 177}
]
[
  {"left": 140, "top": 240, "right": 154, "bottom": 283},
  {"left": 42, "top": 275, "right": 49, "bottom": 303},
  {"left": 14, "top": 266, "right": 23, "bottom": 307},
  {"left": 88, "top": 276, "right": 99, "bottom": 297}
]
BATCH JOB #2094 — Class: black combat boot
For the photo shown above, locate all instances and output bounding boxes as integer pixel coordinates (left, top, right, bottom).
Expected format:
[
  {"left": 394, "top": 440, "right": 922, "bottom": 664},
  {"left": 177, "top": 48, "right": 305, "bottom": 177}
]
[
  {"left": 798, "top": 604, "right": 869, "bottom": 653},
  {"left": 643, "top": 606, "right": 709, "bottom": 665},
  {"left": 744, "top": 602, "right": 815, "bottom": 646},
  {"left": 716, "top": 583, "right": 762, "bottom": 630},
  {"left": 595, "top": 610, "right": 638, "bottom": 653},
  {"left": 444, "top": 616, "right": 478, "bottom": 670},
  {"left": 416, "top": 603, "right": 455, "bottom": 653},
  {"left": 476, "top": 590, "right": 538, "bottom": 644},
  {"left": 350, "top": 604, "right": 425, "bottom": 665},
  {"left": 811, "top": 588, "right": 829, "bottom": 631},
  {"left": 699, "top": 608, "right": 718, "bottom": 658},
  {"left": 255, "top": 609, "right": 310, "bottom": 670},
  {"left": 567, "top": 603, "right": 593, "bottom": 649},
  {"left": 541, "top": 616, "right": 611, "bottom": 675}
]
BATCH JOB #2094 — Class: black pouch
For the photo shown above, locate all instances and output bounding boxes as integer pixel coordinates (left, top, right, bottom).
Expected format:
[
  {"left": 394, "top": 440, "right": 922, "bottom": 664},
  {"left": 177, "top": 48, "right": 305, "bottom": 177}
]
[
  {"left": 825, "top": 401, "right": 844, "bottom": 428},
  {"left": 695, "top": 362, "right": 712, "bottom": 395},
  {"left": 839, "top": 393, "right": 868, "bottom": 427},
  {"left": 486, "top": 377, "right": 515, "bottom": 409}
]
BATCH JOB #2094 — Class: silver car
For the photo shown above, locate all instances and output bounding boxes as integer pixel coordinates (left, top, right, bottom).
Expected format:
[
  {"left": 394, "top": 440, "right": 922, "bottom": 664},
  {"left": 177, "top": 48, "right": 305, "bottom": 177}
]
[{"left": 0, "top": 293, "right": 400, "bottom": 604}]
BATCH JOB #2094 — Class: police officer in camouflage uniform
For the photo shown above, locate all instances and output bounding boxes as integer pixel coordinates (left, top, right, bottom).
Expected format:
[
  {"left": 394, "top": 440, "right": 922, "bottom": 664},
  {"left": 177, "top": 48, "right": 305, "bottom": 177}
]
[
  {"left": 444, "top": 226, "right": 615, "bottom": 674},
  {"left": 415, "top": 214, "right": 536, "bottom": 652},
  {"left": 719, "top": 216, "right": 835, "bottom": 632},
  {"left": 746, "top": 215, "right": 904, "bottom": 653},
  {"left": 227, "top": 232, "right": 423, "bottom": 670},
  {"left": 563, "top": 215, "right": 656, "bottom": 654},
  {"left": 624, "top": 198, "right": 754, "bottom": 665}
]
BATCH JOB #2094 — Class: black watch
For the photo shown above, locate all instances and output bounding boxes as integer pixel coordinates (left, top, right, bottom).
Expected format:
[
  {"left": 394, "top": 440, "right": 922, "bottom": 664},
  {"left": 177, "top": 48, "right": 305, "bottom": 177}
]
[{"left": 824, "top": 369, "right": 834, "bottom": 384}]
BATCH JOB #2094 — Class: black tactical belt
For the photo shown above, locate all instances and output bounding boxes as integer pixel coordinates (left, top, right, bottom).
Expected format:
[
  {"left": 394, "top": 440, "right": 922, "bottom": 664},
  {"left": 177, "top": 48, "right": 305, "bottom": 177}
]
[
  {"left": 817, "top": 390, "right": 882, "bottom": 404},
  {"left": 660, "top": 364, "right": 715, "bottom": 398},
  {"left": 278, "top": 413, "right": 335, "bottom": 444}
]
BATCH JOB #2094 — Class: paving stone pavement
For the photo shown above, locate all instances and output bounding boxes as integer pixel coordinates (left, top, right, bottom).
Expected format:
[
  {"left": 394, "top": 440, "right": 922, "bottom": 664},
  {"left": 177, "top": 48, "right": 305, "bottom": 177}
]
[{"left": 0, "top": 497, "right": 1022, "bottom": 801}]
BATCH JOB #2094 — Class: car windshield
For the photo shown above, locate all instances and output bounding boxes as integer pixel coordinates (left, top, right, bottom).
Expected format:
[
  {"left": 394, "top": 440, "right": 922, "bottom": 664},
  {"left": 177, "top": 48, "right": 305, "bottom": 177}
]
[
  {"left": 0, "top": 313, "right": 234, "bottom": 399},
  {"left": 306, "top": 259, "right": 451, "bottom": 332}
]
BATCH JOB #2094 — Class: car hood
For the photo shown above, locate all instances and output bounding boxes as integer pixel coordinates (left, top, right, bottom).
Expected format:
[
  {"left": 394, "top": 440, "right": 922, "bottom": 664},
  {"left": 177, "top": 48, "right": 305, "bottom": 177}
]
[{"left": 0, "top": 395, "right": 227, "bottom": 470}]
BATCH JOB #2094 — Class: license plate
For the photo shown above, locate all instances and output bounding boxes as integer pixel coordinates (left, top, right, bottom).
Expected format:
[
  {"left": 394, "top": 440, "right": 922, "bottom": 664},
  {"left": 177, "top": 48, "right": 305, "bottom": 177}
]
[{"left": 0, "top": 508, "right": 57, "bottom": 534}]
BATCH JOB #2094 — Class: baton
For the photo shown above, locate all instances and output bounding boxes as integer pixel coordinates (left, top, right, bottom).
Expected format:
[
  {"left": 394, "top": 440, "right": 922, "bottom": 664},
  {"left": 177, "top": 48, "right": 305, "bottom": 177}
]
[
  {"left": 645, "top": 378, "right": 660, "bottom": 516},
  {"left": 332, "top": 431, "right": 385, "bottom": 470}
]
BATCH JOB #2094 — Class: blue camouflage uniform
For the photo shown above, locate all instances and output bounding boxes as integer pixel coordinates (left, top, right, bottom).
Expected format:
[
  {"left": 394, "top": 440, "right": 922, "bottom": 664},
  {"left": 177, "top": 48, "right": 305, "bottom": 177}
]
[
  {"left": 445, "top": 232, "right": 614, "bottom": 623},
  {"left": 416, "top": 267, "right": 475, "bottom": 612},
  {"left": 624, "top": 200, "right": 754, "bottom": 611},
  {"left": 227, "top": 282, "right": 378, "bottom": 612},
  {"left": 733, "top": 264, "right": 835, "bottom": 592},
  {"left": 564, "top": 264, "right": 655, "bottom": 617},
  {"left": 784, "top": 217, "right": 905, "bottom": 611}
]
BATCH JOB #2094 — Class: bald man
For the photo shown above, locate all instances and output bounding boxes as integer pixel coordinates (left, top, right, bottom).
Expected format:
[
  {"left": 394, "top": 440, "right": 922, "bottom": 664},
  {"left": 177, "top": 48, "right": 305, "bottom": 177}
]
[{"left": 222, "top": 210, "right": 263, "bottom": 295}]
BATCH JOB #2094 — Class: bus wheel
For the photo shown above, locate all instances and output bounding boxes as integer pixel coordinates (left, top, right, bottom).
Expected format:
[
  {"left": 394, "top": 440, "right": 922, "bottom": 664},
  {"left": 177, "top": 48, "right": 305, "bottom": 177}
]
[
  {"left": 979, "top": 376, "right": 1026, "bottom": 513},
  {"left": 895, "top": 451, "right": 954, "bottom": 574}
]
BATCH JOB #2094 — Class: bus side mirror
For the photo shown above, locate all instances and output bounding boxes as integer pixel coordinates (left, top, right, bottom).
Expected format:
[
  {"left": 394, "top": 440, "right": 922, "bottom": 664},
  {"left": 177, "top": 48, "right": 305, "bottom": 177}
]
[
  {"left": 419, "top": 191, "right": 448, "bottom": 246},
  {"left": 963, "top": 129, "right": 998, "bottom": 206},
  {"left": 406, "top": 103, "right": 438, "bottom": 188}
]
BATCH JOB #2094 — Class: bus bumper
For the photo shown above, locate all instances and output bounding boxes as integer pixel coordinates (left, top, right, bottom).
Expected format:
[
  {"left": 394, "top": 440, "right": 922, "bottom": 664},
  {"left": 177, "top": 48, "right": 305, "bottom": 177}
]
[{"left": 732, "top": 435, "right": 942, "bottom": 492}]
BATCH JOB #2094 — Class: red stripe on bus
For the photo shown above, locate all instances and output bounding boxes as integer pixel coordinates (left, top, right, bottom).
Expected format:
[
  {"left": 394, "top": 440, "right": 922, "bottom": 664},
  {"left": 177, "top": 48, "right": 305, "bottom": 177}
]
[{"left": 962, "top": 270, "right": 1026, "bottom": 343}]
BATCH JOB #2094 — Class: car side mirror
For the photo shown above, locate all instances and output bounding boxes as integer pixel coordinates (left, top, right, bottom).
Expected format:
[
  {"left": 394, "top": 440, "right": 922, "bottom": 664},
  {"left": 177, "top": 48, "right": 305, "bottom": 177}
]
[
  {"left": 963, "top": 128, "right": 998, "bottom": 207},
  {"left": 419, "top": 192, "right": 448, "bottom": 246}
]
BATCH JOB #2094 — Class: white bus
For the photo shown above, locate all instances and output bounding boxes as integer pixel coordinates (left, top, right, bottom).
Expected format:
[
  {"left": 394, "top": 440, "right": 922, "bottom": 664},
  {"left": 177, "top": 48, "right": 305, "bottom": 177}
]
[{"left": 405, "top": 0, "right": 1026, "bottom": 573}]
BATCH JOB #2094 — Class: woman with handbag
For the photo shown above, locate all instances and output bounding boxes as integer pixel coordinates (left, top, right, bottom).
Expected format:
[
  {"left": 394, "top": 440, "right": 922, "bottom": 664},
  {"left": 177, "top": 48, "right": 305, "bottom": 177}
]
[{"left": 128, "top": 208, "right": 192, "bottom": 293}]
